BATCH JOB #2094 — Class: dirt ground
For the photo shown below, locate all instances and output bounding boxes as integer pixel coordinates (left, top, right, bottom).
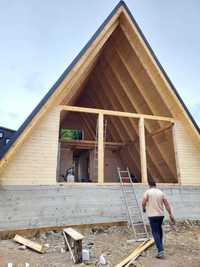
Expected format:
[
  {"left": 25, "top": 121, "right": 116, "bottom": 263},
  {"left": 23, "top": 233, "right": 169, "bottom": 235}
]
[{"left": 0, "top": 221, "right": 200, "bottom": 267}]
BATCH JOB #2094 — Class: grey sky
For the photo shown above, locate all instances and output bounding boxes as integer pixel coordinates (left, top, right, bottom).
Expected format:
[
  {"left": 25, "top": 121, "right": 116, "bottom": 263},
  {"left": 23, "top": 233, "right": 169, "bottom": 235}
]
[{"left": 0, "top": 0, "right": 200, "bottom": 130}]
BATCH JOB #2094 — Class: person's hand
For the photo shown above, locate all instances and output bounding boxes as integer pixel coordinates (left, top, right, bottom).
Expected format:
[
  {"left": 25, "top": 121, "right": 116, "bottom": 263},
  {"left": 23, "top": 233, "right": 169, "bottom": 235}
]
[
  {"left": 143, "top": 207, "right": 146, "bottom": 213},
  {"left": 169, "top": 214, "right": 175, "bottom": 225}
]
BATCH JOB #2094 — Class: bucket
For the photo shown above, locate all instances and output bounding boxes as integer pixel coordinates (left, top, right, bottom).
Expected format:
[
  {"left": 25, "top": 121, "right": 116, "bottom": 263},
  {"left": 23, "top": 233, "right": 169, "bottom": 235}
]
[{"left": 82, "top": 249, "right": 90, "bottom": 261}]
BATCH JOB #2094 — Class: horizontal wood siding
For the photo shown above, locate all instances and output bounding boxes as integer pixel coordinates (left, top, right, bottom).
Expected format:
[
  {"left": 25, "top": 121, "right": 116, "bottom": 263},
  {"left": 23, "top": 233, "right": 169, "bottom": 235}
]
[
  {"left": 0, "top": 185, "right": 200, "bottom": 231},
  {"left": 0, "top": 107, "right": 60, "bottom": 185},
  {"left": 175, "top": 122, "right": 200, "bottom": 185}
]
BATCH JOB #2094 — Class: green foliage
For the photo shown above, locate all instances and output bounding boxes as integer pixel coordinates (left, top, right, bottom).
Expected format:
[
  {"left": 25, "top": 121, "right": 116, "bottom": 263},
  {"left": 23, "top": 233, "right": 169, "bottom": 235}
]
[{"left": 60, "top": 128, "right": 82, "bottom": 140}]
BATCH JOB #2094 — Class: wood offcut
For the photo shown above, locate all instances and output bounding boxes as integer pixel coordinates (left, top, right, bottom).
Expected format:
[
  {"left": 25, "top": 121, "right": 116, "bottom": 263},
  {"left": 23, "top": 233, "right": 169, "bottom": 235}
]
[
  {"left": 13, "top": 234, "right": 46, "bottom": 254},
  {"left": 63, "top": 228, "right": 84, "bottom": 264},
  {"left": 115, "top": 238, "right": 154, "bottom": 267}
]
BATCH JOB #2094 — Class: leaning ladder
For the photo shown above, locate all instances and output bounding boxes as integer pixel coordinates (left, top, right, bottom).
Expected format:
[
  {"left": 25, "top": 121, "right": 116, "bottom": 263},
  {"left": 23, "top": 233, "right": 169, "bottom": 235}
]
[
  {"left": 117, "top": 167, "right": 149, "bottom": 241},
  {"left": 93, "top": 119, "right": 107, "bottom": 180}
]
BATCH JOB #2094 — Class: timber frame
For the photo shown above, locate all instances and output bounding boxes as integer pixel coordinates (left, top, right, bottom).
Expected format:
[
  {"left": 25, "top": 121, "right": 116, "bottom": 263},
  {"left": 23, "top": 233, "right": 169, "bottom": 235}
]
[
  {"left": 59, "top": 105, "right": 175, "bottom": 184},
  {"left": 0, "top": 1, "right": 199, "bottom": 186}
]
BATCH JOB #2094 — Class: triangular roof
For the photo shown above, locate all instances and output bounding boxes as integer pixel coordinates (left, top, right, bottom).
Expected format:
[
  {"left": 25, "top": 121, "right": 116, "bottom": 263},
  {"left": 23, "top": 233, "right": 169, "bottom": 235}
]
[{"left": 0, "top": 0, "right": 199, "bottom": 170}]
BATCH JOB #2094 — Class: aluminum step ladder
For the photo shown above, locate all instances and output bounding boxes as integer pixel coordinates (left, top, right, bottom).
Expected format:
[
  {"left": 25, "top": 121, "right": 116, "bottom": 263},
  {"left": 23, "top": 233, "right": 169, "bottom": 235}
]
[
  {"left": 117, "top": 167, "right": 149, "bottom": 241},
  {"left": 93, "top": 119, "right": 107, "bottom": 180}
]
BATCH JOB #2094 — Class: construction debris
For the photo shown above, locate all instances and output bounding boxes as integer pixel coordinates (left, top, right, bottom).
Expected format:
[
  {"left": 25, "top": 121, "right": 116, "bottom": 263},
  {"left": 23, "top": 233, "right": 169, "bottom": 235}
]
[
  {"left": 18, "top": 245, "right": 26, "bottom": 250},
  {"left": 115, "top": 238, "right": 154, "bottom": 267},
  {"left": 82, "top": 248, "right": 90, "bottom": 262},
  {"left": 1, "top": 222, "right": 198, "bottom": 266},
  {"left": 98, "top": 254, "right": 107, "bottom": 265},
  {"left": 13, "top": 234, "right": 46, "bottom": 254},
  {"left": 63, "top": 227, "right": 85, "bottom": 264}
]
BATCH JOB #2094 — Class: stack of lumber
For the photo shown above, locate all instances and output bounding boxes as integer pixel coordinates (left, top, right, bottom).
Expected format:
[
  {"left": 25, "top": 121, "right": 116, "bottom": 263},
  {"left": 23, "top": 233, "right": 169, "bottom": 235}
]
[{"left": 115, "top": 238, "right": 154, "bottom": 267}]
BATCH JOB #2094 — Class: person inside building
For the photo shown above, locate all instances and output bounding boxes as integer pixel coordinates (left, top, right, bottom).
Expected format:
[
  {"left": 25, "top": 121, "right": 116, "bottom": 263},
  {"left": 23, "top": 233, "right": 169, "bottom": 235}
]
[{"left": 142, "top": 177, "right": 175, "bottom": 259}]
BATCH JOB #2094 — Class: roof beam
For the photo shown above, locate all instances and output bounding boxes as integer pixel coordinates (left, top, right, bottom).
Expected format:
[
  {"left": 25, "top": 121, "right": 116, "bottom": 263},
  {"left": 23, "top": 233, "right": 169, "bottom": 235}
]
[
  {"left": 59, "top": 105, "right": 174, "bottom": 122},
  {"left": 102, "top": 43, "right": 177, "bottom": 181},
  {"left": 96, "top": 60, "right": 164, "bottom": 180},
  {"left": 0, "top": 13, "right": 120, "bottom": 172},
  {"left": 85, "top": 81, "right": 141, "bottom": 178}
]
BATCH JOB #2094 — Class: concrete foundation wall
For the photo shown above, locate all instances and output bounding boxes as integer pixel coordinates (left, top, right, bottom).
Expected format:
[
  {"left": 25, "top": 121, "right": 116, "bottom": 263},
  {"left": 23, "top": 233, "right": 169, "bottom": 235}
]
[{"left": 0, "top": 185, "right": 200, "bottom": 231}]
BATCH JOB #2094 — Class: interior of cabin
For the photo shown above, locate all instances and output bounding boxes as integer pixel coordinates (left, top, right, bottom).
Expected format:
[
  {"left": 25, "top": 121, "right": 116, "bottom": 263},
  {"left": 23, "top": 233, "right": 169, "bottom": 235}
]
[{"left": 56, "top": 23, "right": 178, "bottom": 184}]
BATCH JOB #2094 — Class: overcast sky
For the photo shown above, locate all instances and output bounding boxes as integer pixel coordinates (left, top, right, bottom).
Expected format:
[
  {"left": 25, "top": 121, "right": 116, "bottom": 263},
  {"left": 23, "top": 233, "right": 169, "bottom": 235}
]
[{"left": 0, "top": 0, "right": 200, "bottom": 130}]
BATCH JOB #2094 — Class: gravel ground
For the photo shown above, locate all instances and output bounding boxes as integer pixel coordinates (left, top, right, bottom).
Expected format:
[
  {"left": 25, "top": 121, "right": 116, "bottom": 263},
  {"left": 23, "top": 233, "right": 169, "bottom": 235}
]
[{"left": 0, "top": 221, "right": 200, "bottom": 267}]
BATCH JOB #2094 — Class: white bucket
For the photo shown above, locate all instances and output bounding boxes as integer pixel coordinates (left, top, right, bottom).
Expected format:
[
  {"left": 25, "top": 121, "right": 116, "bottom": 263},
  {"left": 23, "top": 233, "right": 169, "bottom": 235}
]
[
  {"left": 82, "top": 249, "right": 90, "bottom": 261},
  {"left": 99, "top": 254, "right": 107, "bottom": 265}
]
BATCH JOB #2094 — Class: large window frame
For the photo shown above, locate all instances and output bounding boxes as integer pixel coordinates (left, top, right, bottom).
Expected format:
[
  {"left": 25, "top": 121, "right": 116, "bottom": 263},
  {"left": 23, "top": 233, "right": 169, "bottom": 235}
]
[{"left": 58, "top": 105, "right": 178, "bottom": 184}]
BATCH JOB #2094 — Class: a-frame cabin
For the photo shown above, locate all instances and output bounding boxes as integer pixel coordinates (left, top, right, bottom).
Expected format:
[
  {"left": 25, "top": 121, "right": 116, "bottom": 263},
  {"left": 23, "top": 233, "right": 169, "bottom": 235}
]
[{"left": 0, "top": 1, "right": 200, "bottom": 231}]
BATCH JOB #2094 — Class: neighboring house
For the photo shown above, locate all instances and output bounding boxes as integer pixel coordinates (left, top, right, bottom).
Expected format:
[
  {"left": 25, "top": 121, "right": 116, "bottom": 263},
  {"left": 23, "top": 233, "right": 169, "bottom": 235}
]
[
  {"left": 0, "top": 126, "right": 16, "bottom": 151},
  {"left": 0, "top": 1, "right": 199, "bottom": 232}
]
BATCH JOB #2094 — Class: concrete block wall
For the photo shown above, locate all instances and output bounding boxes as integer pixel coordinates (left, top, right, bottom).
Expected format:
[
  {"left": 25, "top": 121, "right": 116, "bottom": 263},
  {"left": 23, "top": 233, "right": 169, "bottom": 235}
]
[{"left": 0, "top": 184, "right": 199, "bottom": 231}]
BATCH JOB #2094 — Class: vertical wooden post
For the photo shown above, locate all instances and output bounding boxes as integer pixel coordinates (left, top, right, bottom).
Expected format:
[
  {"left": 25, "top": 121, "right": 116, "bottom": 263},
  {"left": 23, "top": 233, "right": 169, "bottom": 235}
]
[
  {"left": 139, "top": 118, "right": 148, "bottom": 183},
  {"left": 172, "top": 123, "right": 181, "bottom": 184},
  {"left": 56, "top": 141, "right": 61, "bottom": 181},
  {"left": 98, "top": 113, "right": 104, "bottom": 184}
]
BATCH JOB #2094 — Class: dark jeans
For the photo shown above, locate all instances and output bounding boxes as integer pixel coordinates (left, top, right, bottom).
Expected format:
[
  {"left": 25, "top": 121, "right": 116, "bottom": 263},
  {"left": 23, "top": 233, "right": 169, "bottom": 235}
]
[{"left": 149, "top": 216, "right": 164, "bottom": 253}]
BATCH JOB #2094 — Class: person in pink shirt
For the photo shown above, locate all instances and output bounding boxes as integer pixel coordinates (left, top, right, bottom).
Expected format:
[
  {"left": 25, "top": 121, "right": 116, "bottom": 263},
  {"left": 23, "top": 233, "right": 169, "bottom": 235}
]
[{"left": 142, "top": 177, "right": 175, "bottom": 259}]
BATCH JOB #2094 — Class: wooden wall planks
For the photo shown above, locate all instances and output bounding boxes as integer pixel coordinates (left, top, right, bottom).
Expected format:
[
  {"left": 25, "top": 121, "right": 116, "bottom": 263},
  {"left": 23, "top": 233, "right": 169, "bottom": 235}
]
[{"left": 0, "top": 107, "right": 60, "bottom": 185}]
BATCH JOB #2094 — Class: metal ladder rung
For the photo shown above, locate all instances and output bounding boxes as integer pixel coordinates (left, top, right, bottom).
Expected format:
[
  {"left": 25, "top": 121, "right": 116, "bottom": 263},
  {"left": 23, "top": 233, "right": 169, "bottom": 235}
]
[
  {"left": 132, "top": 223, "right": 146, "bottom": 226},
  {"left": 118, "top": 167, "right": 149, "bottom": 241}
]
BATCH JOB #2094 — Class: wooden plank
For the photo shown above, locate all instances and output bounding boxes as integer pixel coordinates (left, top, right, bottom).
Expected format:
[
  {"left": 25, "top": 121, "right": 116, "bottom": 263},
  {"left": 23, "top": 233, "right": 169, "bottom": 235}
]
[
  {"left": 96, "top": 58, "right": 163, "bottom": 180},
  {"left": 98, "top": 113, "right": 104, "bottom": 184},
  {"left": 172, "top": 124, "right": 181, "bottom": 184},
  {"left": 63, "top": 231, "right": 76, "bottom": 263},
  {"left": 0, "top": 10, "right": 121, "bottom": 173},
  {"left": 80, "top": 113, "right": 95, "bottom": 140},
  {"left": 59, "top": 105, "right": 175, "bottom": 122},
  {"left": 102, "top": 39, "right": 176, "bottom": 181},
  {"left": 139, "top": 118, "right": 148, "bottom": 183},
  {"left": 120, "top": 9, "right": 200, "bottom": 145},
  {"left": 79, "top": 93, "right": 122, "bottom": 142},
  {"left": 149, "top": 124, "right": 173, "bottom": 137},
  {"left": 13, "top": 234, "right": 46, "bottom": 253},
  {"left": 84, "top": 79, "right": 141, "bottom": 178},
  {"left": 89, "top": 72, "right": 141, "bottom": 178},
  {"left": 127, "top": 123, "right": 172, "bottom": 143},
  {"left": 63, "top": 227, "right": 84, "bottom": 241},
  {"left": 85, "top": 82, "right": 131, "bottom": 142},
  {"left": 115, "top": 238, "right": 154, "bottom": 267},
  {"left": 60, "top": 139, "right": 124, "bottom": 147}
]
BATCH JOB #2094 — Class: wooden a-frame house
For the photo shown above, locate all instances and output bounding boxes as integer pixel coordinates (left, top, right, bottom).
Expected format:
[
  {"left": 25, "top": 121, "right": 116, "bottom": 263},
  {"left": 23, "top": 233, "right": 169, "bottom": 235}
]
[{"left": 0, "top": 1, "right": 200, "bottom": 187}]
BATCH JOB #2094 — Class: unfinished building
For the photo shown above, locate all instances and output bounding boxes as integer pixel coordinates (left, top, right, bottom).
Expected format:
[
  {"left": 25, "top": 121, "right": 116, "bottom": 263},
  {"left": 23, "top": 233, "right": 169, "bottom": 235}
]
[{"left": 0, "top": 1, "right": 200, "bottom": 232}]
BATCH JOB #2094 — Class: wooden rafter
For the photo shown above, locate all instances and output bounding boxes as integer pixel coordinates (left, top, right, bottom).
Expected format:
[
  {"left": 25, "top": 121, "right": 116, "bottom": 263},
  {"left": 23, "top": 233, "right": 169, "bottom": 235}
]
[
  {"left": 0, "top": 11, "right": 121, "bottom": 172},
  {"left": 101, "top": 42, "right": 176, "bottom": 181},
  {"left": 95, "top": 60, "right": 170, "bottom": 181},
  {"left": 88, "top": 77, "right": 142, "bottom": 178},
  {"left": 95, "top": 58, "right": 164, "bottom": 180},
  {"left": 109, "top": 29, "right": 178, "bottom": 180},
  {"left": 82, "top": 85, "right": 141, "bottom": 178}
]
